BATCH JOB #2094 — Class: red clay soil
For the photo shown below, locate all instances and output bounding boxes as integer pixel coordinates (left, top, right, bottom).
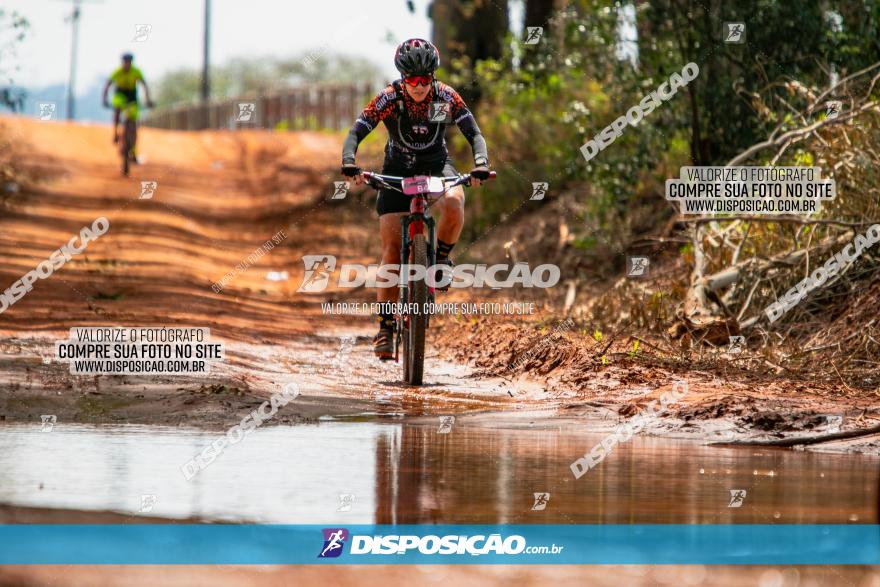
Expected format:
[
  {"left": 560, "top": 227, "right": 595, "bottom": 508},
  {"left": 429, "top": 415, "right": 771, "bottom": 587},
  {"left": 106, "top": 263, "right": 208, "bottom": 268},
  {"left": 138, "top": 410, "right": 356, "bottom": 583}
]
[{"left": 1, "top": 115, "right": 878, "bottom": 452}]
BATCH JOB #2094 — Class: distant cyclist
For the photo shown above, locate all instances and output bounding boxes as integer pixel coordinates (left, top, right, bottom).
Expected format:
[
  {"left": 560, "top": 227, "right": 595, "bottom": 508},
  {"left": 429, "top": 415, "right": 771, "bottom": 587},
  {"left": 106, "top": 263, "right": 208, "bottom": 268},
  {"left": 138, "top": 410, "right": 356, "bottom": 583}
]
[
  {"left": 340, "top": 38, "right": 491, "bottom": 359},
  {"left": 101, "top": 53, "right": 154, "bottom": 153}
]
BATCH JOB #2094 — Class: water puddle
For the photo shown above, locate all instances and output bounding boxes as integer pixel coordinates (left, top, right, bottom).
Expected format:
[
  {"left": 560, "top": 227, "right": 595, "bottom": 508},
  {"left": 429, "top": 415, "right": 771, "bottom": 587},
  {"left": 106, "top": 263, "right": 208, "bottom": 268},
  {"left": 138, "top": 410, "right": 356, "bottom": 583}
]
[{"left": 0, "top": 423, "right": 877, "bottom": 524}]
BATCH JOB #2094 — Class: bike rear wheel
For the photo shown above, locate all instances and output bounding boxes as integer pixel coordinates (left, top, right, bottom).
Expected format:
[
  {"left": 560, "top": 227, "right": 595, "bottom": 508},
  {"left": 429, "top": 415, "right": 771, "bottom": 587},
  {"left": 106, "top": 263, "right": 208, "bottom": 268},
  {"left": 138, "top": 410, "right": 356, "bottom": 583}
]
[
  {"left": 404, "top": 234, "right": 428, "bottom": 385},
  {"left": 121, "top": 119, "right": 135, "bottom": 176}
]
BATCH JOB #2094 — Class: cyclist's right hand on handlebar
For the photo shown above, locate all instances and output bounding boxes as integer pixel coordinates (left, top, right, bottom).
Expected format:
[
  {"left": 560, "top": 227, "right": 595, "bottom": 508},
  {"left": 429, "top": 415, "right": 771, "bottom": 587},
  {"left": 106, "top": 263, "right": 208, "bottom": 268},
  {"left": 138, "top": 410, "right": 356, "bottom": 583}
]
[{"left": 341, "top": 163, "right": 364, "bottom": 185}]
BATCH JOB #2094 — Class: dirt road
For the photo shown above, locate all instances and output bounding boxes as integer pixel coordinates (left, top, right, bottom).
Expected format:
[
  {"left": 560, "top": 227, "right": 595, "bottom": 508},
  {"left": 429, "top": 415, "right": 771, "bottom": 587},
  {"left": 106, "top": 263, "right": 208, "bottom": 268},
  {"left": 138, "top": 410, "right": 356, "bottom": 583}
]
[
  {"left": 1, "top": 115, "right": 879, "bottom": 450},
  {"left": 0, "top": 116, "right": 550, "bottom": 429},
  {"left": 1, "top": 117, "right": 879, "bottom": 586}
]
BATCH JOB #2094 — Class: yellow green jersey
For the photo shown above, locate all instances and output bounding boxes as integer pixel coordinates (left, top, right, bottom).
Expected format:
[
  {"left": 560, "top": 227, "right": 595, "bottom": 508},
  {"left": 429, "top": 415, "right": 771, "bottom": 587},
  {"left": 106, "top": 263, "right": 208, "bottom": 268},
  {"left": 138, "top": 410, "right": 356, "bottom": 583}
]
[{"left": 110, "top": 66, "right": 144, "bottom": 99}]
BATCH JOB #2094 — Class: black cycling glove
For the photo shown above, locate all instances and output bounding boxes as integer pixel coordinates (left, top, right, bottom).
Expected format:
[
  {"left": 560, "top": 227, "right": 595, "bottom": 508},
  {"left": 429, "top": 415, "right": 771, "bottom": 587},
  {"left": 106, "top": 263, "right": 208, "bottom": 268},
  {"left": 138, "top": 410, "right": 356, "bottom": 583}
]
[
  {"left": 341, "top": 163, "right": 361, "bottom": 177},
  {"left": 470, "top": 166, "right": 491, "bottom": 180}
]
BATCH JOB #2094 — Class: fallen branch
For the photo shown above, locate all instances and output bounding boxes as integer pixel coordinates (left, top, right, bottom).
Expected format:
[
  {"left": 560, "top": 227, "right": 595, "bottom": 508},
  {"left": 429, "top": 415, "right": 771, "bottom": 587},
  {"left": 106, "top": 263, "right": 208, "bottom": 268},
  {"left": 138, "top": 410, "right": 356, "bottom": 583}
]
[
  {"left": 726, "top": 95, "right": 879, "bottom": 166},
  {"left": 711, "top": 423, "right": 880, "bottom": 447},
  {"left": 700, "top": 229, "right": 854, "bottom": 293}
]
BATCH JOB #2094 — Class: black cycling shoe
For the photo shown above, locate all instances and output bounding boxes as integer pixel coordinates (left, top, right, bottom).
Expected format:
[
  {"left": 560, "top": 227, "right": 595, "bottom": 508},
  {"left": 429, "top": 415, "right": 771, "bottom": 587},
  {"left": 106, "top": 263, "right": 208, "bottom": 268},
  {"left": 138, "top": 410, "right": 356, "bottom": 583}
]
[
  {"left": 434, "top": 258, "right": 454, "bottom": 292},
  {"left": 373, "top": 327, "right": 394, "bottom": 360}
]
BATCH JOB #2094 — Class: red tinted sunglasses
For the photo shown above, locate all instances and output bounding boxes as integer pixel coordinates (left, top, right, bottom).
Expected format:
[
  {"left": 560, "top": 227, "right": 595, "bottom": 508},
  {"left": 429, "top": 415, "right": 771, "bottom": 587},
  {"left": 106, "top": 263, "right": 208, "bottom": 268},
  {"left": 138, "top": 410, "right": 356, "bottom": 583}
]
[{"left": 403, "top": 75, "right": 433, "bottom": 87}]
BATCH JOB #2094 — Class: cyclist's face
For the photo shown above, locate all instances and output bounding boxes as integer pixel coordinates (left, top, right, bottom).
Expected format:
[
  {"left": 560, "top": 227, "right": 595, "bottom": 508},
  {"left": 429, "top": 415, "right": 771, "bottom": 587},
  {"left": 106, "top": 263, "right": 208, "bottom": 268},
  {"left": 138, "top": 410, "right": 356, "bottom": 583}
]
[
  {"left": 403, "top": 79, "right": 430, "bottom": 102},
  {"left": 122, "top": 60, "right": 132, "bottom": 71}
]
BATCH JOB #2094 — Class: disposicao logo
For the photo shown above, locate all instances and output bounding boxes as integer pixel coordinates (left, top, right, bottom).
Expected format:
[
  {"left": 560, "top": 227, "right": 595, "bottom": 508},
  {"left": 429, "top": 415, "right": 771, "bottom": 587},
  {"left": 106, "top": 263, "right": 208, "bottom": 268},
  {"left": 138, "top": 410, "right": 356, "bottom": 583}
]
[
  {"left": 297, "top": 255, "right": 560, "bottom": 292},
  {"left": 317, "top": 531, "right": 540, "bottom": 557},
  {"left": 298, "top": 255, "right": 337, "bottom": 293},
  {"left": 318, "top": 528, "right": 349, "bottom": 558}
]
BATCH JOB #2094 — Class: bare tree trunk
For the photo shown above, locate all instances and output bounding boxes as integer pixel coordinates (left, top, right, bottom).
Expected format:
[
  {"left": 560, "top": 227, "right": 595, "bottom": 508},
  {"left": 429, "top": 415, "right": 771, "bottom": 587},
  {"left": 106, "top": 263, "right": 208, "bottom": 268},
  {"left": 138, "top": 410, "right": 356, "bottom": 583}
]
[
  {"left": 430, "top": 0, "right": 509, "bottom": 106},
  {"left": 525, "top": 0, "right": 556, "bottom": 30},
  {"left": 522, "top": 0, "right": 563, "bottom": 64},
  {"left": 430, "top": 0, "right": 452, "bottom": 62}
]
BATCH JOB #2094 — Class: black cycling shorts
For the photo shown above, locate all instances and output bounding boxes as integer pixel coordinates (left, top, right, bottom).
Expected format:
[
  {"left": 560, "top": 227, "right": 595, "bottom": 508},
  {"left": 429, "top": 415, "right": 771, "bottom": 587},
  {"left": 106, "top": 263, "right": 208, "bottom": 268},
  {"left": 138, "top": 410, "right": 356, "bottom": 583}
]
[{"left": 376, "top": 159, "right": 458, "bottom": 216}]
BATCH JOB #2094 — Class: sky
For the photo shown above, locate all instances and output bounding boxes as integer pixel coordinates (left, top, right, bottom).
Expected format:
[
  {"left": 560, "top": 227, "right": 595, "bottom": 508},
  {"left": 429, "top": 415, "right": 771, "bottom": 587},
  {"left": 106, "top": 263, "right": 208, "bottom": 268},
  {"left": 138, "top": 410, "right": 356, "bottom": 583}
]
[{"left": 4, "top": 0, "right": 438, "bottom": 92}]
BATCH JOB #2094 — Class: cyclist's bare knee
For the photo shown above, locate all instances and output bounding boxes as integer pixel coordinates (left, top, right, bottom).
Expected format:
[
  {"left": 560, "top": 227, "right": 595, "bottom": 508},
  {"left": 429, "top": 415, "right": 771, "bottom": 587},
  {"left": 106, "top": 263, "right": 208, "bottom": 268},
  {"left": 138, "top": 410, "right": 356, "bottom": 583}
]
[
  {"left": 440, "top": 187, "right": 465, "bottom": 216},
  {"left": 447, "top": 186, "right": 465, "bottom": 205},
  {"left": 379, "top": 212, "right": 405, "bottom": 263}
]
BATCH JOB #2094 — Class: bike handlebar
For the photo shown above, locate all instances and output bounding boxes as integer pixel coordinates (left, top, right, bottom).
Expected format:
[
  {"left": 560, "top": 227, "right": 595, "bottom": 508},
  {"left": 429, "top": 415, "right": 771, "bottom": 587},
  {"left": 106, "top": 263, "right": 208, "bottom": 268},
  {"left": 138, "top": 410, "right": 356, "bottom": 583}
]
[{"left": 362, "top": 170, "right": 496, "bottom": 191}]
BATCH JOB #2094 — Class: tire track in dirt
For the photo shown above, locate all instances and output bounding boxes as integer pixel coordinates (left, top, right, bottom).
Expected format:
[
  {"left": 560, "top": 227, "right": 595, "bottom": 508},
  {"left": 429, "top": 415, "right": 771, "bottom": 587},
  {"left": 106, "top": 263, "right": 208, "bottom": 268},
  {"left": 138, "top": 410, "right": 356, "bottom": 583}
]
[{"left": 0, "top": 116, "right": 545, "bottom": 428}]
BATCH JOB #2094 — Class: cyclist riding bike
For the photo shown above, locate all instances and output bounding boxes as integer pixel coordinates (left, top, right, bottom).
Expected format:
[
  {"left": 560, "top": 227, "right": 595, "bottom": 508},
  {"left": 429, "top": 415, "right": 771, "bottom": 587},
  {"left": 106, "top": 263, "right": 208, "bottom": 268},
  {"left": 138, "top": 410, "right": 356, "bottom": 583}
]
[
  {"left": 101, "top": 52, "right": 154, "bottom": 157},
  {"left": 341, "top": 38, "right": 492, "bottom": 360}
]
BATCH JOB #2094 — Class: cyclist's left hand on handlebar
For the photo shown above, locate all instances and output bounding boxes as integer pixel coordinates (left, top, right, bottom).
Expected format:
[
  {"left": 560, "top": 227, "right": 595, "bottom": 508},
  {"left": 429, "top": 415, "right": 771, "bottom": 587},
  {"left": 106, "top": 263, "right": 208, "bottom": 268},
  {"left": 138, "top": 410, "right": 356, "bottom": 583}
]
[
  {"left": 146, "top": 100, "right": 155, "bottom": 108},
  {"left": 469, "top": 166, "right": 491, "bottom": 186}
]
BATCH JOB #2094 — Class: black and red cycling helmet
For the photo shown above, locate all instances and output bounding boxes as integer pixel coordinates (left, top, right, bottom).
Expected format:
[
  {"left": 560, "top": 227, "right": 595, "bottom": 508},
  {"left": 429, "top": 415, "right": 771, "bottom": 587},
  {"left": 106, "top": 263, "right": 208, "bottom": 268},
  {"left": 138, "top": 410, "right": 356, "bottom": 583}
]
[{"left": 394, "top": 38, "right": 440, "bottom": 76}]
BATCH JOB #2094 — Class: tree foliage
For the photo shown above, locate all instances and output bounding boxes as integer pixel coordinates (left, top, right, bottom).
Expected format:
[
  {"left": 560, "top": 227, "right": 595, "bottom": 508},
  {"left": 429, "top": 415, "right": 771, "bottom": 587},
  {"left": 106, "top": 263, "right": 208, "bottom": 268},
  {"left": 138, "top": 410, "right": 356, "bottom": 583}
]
[{"left": 459, "top": 0, "right": 880, "bottom": 243}]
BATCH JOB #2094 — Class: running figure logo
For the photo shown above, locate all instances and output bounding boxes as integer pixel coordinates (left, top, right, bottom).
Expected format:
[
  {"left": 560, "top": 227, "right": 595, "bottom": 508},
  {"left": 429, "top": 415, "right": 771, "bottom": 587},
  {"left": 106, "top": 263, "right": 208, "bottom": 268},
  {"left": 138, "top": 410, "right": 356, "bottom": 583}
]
[
  {"left": 438, "top": 416, "right": 455, "bottom": 434},
  {"left": 40, "top": 415, "right": 57, "bottom": 432},
  {"left": 331, "top": 181, "right": 349, "bottom": 200},
  {"left": 297, "top": 255, "right": 336, "bottom": 293},
  {"left": 531, "top": 492, "right": 550, "bottom": 511},
  {"left": 38, "top": 102, "right": 57, "bottom": 121},
  {"left": 627, "top": 256, "right": 649, "bottom": 277},
  {"left": 429, "top": 102, "right": 451, "bottom": 123},
  {"left": 336, "top": 493, "right": 355, "bottom": 512},
  {"left": 318, "top": 528, "right": 349, "bottom": 558},
  {"left": 235, "top": 102, "right": 256, "bottom": 123},
  {"left": 530, "top": 182, "right": 548, "bottom": 201},
  {"left": 132, "top": 24, "right": 152, "bottom": 42},
  {"left": 140, "top": 494, "right": 158, "bottom": 513},
  {"left": 728, "top": 489, "right": 747, "bottom": 508},
  {"left": 328, "top": 335, "right": 356, "bottom": 378},
  {"left": 723, "top": 23, "right": 745, "bottom": 43},
  {"left": 524, "top": 27, "right": 544, "bottom": 45},
  {"left": 140, "top": 181, "right": 158, "bottom": 200},
  {"left": 728, "top": 335, "right": 745, "bottom": 354},
  {"left": 825, "top": 101, "right": 841, "bottom": 120}
]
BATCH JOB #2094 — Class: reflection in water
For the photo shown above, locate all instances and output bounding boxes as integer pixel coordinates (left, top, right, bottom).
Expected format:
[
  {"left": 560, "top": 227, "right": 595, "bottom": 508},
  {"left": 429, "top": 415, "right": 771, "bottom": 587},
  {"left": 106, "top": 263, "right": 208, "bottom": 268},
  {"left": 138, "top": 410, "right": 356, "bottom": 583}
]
[
  {"left": 374, "top": 425, "right": 880, "bottom": 524},
  {"left": 0, "top": 424, "right": 379, "bottom": 523},
  {"left": 0, "top": 423, "right": 876, "bottom": 525}
]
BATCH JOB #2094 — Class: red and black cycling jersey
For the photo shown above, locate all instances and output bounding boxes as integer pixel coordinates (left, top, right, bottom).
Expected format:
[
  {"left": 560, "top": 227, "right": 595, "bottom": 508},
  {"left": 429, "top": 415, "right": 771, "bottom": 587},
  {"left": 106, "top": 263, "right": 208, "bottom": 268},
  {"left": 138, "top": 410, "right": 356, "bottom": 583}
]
[{"left": 342, "top": 79, "right": 489, "bottom": 169}]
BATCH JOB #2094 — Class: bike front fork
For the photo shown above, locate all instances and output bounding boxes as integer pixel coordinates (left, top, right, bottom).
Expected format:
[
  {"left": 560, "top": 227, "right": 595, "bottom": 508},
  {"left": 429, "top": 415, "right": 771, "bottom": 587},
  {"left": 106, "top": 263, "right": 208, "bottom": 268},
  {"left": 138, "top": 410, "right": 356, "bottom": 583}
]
[{"left": 394, "top": 214, "right": 436, "bottom": 361}]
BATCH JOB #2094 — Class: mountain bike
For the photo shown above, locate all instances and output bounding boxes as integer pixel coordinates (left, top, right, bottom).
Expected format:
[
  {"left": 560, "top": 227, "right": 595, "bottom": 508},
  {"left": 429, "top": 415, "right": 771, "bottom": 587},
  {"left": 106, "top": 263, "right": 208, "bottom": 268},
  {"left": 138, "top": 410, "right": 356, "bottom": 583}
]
[
  {"left": 105, "top": 99, "right": 151, "bottom": 176},
  {"left": 363, "top": 170, "right": 495, "bottom": 385}
]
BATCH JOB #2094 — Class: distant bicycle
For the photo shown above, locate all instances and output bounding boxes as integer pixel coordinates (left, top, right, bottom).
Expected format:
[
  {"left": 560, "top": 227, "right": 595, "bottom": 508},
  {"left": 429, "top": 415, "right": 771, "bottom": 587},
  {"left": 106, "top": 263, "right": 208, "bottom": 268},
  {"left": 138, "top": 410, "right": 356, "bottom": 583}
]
[
  {"left": 363, "top": 169, "right": 495, "bottom": 385},
  {"left": 110, "top": 99, "right": 152, "bottom": 176}
]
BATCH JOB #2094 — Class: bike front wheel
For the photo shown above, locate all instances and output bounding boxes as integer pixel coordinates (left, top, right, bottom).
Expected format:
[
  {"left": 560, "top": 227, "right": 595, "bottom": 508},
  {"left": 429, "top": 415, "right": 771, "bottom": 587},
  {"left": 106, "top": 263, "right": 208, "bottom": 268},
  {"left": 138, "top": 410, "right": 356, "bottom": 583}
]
[{"left": 404, "top": 233, "right": 428, "bottom": 385}]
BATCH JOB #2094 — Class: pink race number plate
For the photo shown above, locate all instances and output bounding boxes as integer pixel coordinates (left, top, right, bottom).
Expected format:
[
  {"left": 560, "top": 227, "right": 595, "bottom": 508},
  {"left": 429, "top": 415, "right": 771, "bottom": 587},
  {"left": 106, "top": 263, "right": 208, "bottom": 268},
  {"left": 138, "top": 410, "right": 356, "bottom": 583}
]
[{"left": 402, "top": 176, "right": 431, "bottom": 195}]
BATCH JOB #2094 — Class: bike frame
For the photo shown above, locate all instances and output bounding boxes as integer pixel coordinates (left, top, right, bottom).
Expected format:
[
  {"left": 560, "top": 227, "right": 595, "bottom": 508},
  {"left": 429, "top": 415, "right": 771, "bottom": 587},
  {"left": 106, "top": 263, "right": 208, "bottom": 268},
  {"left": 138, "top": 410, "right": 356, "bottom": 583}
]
[{"left": 363, "top": 171, "right": 490, "bottom": 362}]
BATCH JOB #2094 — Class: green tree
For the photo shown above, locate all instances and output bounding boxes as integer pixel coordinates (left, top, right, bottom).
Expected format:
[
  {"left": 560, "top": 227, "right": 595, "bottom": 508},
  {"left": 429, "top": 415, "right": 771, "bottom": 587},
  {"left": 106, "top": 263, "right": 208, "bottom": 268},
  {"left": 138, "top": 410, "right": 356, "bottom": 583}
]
[
  {"left": 458, "top": 0, "right": 880, "bottom": 245},
  {"left": 637, "top": 0, "right": 880, "bottom": 166}
]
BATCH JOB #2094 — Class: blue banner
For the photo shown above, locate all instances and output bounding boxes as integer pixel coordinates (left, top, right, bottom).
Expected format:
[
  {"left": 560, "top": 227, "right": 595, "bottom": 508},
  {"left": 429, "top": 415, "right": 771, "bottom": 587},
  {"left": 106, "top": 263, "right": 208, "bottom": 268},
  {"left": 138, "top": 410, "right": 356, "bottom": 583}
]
[{"left": 0, "top": 524, "right": 877, "bottom": 564}]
